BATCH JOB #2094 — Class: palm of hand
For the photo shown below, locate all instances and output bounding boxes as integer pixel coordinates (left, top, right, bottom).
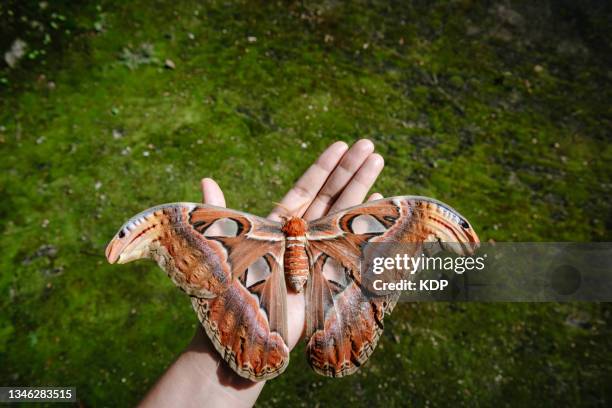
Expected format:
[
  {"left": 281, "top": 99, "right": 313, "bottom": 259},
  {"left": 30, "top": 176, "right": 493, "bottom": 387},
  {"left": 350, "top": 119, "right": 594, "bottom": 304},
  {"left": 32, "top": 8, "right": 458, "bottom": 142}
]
[{"left": 201, "top": 139, "right": 384, "bottom": 351}]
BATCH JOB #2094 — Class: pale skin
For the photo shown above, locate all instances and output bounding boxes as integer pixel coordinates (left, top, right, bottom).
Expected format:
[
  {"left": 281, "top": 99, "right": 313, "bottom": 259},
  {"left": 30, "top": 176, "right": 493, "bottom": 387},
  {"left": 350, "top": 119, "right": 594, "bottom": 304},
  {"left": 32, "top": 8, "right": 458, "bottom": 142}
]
[{"left": 140, "top": 139, "right": 385, "bottom": 408}]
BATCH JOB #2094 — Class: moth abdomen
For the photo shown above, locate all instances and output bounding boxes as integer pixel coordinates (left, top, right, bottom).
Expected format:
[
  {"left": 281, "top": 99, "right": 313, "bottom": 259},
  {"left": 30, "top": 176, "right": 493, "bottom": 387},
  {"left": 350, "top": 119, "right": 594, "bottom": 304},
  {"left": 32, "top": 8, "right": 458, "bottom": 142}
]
[
  {"left": 281, "top": 217, "right": 309, "bottom": 292},
  {"left": 284, "top": 239, "right": 309, "bottom": 292}
]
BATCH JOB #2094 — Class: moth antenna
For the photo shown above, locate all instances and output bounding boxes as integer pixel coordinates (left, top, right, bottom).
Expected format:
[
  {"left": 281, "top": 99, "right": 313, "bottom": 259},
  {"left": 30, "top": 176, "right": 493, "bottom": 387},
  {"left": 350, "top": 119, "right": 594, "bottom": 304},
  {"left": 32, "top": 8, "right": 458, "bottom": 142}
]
[
  {"left": 272, "top": 201, "right": 291, "bottom": 219},
  {"left": 272, "top": 200, "right": 309, "bottom": 219}
]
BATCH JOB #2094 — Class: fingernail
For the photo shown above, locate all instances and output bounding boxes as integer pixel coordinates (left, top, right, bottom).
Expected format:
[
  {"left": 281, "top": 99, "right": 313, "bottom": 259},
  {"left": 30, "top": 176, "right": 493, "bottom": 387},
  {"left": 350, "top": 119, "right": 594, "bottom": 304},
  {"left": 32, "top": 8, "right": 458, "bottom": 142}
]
[
  {"left": 356, "top": 138, "right": 374, "bottom": 152},
  {"left": 370, "top": 153, "right": 384, "bottom": 167}
]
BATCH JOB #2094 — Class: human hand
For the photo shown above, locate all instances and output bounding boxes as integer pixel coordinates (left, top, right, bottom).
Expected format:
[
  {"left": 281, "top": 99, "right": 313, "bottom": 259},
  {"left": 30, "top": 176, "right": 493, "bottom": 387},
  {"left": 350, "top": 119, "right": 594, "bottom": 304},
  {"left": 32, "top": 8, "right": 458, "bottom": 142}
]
[
  {"left": 201, "top": 139, "right": 384, "bottom": 350},
  {"left": 141, "top": 139, "right": 384, "bottom": 408}
]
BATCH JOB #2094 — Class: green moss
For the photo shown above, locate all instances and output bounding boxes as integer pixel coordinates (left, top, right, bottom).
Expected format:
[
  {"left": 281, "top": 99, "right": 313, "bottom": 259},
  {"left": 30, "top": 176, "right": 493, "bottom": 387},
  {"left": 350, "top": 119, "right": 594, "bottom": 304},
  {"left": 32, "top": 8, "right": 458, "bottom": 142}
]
[{"left": 1, "top": 0, "right": 611, "bottom": 406}]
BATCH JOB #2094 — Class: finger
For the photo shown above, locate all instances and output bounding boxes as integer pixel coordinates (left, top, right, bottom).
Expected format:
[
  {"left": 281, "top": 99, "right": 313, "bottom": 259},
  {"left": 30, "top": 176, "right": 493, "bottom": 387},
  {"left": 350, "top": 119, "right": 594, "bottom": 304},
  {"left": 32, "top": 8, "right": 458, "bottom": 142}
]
[
  {"left": 302, "top": 139, "right": 374, "bottom": 220},
  {"left": 367, "top": 192, "right": 384, "bottom": 202},
  {"left": 327, "top": 153, "right": 384, "bottom": 214},
  {"left": 268, "top": 141, "right": 349, "bottom": 221},
  {"left": 201, "top": 178, "right": 226, "bottom": 207},
  {"left": 201, "top": 178, "right": 227, "bottom": 236}
]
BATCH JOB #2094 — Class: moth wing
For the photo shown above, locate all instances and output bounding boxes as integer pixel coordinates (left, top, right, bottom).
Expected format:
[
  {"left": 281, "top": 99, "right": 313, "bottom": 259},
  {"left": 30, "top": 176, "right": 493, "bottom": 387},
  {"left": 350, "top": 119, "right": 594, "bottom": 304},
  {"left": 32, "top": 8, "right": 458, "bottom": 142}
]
[
  {"left": 106, "top": 203, "right": 289, "bottom": 381},
  {"left": 305, "top": 196, "right": 479, "bottom": 377},
  {"left": 304, "top": 249, "right": 394, "bottom": 377}
]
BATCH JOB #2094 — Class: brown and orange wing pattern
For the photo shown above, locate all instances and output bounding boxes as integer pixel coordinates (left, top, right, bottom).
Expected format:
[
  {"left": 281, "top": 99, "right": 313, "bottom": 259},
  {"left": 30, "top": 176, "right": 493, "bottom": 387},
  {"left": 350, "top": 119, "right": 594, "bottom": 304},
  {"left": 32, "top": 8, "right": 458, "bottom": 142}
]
[
  {"left": 106, "top": 203, "right": 289, "bottom": 381},
  {"left": 305, "top": 196, "right": 479, "bottom": 377}
]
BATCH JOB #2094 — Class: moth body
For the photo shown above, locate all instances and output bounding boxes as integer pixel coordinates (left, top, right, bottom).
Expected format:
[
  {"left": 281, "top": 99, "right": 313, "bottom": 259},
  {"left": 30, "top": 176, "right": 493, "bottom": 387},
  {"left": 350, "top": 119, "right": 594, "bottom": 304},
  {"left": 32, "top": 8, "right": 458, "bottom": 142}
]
[{"left": 281, "top": 217, "right": 309, "bottom": 292}]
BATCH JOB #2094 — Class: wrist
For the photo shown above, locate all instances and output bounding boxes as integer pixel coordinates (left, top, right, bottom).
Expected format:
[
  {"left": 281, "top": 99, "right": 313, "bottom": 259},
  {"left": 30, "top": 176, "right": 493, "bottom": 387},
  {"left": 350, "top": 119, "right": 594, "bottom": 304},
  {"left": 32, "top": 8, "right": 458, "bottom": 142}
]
[
  {"left": 140, "top": 326, "right": 265, "bottom": 408},
  {"left": 184, "top": 326, "right": 265, "bottom": 404}
]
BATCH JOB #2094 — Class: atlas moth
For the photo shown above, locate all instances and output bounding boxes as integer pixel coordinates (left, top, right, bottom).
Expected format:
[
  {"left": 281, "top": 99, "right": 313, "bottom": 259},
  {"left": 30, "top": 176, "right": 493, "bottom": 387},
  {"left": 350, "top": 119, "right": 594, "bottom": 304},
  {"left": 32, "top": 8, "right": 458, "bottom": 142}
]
[{"left": 106, "top": 196, "right": 479, "bottom": 380}]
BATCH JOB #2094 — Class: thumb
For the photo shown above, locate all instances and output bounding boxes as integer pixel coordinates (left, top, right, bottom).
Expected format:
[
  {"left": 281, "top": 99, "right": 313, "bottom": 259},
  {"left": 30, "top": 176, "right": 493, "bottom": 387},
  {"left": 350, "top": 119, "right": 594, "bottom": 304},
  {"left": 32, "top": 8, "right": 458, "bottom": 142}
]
[
  {"left": 367, "top": 192, "right": 383, "bottom": 202},
  {"left": 201, "top": 178, "right": 226, "bottom": 207}
]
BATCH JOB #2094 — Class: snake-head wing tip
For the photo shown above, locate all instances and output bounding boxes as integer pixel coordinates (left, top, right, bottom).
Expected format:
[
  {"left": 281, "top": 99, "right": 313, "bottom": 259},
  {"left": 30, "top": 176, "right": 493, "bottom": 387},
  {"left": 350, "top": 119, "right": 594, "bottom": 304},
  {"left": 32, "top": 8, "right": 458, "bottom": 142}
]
[{"left": 105, "top": 237, "right": 121, "bottom": 264}]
